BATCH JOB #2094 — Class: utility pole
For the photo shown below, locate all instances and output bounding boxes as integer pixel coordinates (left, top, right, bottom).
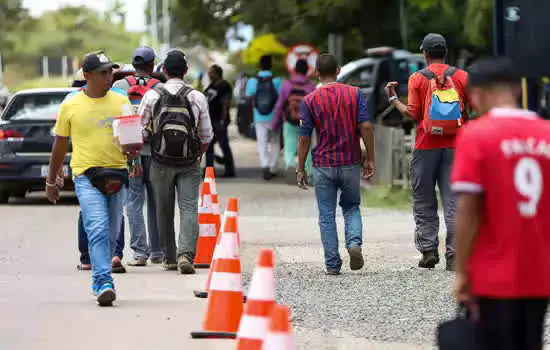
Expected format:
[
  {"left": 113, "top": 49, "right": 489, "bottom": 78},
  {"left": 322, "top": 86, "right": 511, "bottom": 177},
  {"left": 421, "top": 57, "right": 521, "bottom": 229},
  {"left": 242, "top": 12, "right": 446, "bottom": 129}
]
[
  {"left": 160, "top": 0, "right": 170, "bottom": 56},
  {"left": 150, "top": 0, "right": 159, "bottom": 52}
]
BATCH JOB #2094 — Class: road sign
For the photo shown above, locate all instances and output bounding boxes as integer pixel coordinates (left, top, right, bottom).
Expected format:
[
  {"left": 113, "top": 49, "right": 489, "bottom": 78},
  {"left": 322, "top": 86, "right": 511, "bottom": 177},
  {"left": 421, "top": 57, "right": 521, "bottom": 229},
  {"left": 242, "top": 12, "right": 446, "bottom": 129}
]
[{"left": 285, "top": 43, "right": 319, "bottom": 77}]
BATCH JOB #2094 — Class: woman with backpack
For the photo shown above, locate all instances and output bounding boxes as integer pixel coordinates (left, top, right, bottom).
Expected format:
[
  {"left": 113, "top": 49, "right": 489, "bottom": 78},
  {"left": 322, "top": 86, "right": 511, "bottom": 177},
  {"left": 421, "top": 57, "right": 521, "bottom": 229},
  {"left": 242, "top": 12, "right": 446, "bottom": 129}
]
[{"left": 272, "top": 59, "right": 316, "bottom": 184}]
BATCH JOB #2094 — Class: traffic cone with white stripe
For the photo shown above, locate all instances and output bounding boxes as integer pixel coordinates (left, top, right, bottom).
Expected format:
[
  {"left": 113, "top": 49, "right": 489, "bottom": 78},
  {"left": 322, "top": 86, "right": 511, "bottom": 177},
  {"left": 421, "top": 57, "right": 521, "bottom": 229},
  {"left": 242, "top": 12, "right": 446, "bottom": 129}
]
[
  {"left": 190, "top": 213, "right": 244, "bottom": 339},
  {"left": 204, "top": 167, "right": 221, "bottom": 217},
  {"left": 194, "top": 182, "right": 219, "bottom": 268},
  {"left": 194, "top": 198, "right": 246, "bottom": 300},
  {"left": 262, "top": 304, "right": 294, "bottom": 350},
  {"left": 235, "top": 248, "right": 276, "bottom": 349}
]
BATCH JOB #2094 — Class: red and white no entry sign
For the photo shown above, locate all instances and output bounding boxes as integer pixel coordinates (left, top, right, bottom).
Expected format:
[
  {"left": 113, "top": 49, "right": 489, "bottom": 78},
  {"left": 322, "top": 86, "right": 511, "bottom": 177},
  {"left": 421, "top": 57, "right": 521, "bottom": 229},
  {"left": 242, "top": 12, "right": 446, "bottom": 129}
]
[{"left": 285, "top": 43, "right": 319, "bottom": 77}]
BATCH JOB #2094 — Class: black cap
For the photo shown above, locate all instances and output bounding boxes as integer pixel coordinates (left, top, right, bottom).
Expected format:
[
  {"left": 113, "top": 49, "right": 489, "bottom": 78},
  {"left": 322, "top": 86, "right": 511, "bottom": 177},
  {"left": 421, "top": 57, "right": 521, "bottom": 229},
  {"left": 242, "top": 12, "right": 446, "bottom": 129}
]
[
  {"left": 468, "top": 56, "right": 520, "bottom": 87},
  {"left": 420, "top": 33, "right": 447, "bottom": 51},
  {"left": 81, "top": 53, "right": 120, "bottom": 73},
  {"left": 163, "top": 50, "right": 188, "bottom": 71}
]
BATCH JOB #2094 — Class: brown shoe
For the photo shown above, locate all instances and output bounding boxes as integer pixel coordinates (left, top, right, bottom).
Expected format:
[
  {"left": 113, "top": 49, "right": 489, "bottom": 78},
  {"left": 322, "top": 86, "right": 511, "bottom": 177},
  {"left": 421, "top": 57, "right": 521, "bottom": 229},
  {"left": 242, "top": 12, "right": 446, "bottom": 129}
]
[
  {"left": 178, "top": 256, "right": 196, "bottom": 275},
  {"left": 111, "top": 256, "right": 127, "bottom": 274},
  {"left": 347, "top": 246, "right": 364, "bottom": 271},
  {"left": 127, "top": 258, "right": 147, "bottom": 266}
]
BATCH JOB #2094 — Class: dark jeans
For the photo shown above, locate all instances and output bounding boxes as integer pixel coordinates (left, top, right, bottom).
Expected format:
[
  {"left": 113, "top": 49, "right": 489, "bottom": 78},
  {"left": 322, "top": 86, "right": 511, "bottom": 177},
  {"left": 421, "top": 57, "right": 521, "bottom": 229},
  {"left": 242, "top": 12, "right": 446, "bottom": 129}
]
[
  {"left": 79, "top": 210, "right": 125, "bottom": 265},
  {"left": 477, "top": 298, "right": 548, "bottom": 350},
  {"left": 410, "top": 148, "right": 456, "bottom": 260},
  {"left": 205, "top": 122, "right": 235, "bottom": 174}
]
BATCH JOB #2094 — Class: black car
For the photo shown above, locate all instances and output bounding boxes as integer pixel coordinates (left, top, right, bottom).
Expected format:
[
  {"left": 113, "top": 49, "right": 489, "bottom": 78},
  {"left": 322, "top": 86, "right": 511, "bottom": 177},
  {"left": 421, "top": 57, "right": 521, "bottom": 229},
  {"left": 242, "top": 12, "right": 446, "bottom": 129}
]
[
  {"left": 337, "top": 47, "right": 426, "bottom": 128},
  {"left": 0, "top": 88, "right": 77, "bottom": 203}
]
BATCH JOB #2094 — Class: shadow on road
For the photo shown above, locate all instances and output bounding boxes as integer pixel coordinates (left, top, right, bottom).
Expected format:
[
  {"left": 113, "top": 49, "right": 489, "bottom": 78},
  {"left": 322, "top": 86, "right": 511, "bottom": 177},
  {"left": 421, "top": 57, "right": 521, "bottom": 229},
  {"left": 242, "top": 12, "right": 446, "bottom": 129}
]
[
  {"left": 2, "top": 193, "right": 79, "bottom": 206},
  {"left": 2, "top": 167, "right": 292, "bottom": 206}
]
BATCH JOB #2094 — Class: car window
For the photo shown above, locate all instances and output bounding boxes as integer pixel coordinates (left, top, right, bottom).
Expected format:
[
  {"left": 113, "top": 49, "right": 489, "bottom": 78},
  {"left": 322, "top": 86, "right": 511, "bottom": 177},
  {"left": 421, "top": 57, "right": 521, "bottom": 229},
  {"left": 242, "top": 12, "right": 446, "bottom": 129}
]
[
  {"left": 2, "top": 92, "right": 70, "bottom": 121},
  {"left": 341, "top": 65, "right": 374, "bottom": 88},
  {"left": 394, "top": 59, "right": 411, "bottom": 83}
]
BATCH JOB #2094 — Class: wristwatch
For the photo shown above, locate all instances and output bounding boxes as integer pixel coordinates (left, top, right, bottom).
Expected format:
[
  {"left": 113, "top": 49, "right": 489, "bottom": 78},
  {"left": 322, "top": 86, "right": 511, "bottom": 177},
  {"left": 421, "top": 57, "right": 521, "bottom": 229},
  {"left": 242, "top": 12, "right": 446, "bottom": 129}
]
[{"left": 388, "top": 95, "right": 398, "bottom": 103}]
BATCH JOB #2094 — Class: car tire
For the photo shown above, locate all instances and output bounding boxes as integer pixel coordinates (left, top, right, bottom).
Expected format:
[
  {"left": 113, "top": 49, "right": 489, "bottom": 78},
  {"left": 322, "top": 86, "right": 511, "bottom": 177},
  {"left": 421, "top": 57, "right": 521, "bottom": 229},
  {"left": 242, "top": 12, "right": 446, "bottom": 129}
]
[
  {"left": 13, "top": 190, "right": 26, "bottom": 198},
  {"left": 0, "top": 190, "right": 10, "bottom": 204}
]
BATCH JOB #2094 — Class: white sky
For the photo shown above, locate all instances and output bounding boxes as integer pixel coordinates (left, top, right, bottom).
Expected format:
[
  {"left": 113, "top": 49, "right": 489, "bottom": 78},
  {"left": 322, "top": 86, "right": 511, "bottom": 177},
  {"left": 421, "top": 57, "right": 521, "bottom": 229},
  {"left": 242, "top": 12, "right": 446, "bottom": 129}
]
[{"left": 22, "top": 0, "right": 147, "bottom": 32}]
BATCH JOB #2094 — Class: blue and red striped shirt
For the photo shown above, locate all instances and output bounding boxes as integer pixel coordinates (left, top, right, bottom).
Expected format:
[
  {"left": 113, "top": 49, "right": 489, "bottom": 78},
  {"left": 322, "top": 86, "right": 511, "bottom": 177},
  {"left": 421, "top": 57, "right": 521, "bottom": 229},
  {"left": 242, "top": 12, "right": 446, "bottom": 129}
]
[{"left": 299, "top": 83, "right": 370, "bottom": 167}]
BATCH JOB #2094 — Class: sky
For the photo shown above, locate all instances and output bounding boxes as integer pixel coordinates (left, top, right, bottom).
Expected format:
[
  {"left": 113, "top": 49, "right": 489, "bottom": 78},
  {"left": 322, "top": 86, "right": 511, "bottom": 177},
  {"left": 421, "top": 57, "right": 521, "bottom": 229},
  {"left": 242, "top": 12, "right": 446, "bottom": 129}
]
[{"left": 22, "top": 0, "right": 147, "bottom": 32}]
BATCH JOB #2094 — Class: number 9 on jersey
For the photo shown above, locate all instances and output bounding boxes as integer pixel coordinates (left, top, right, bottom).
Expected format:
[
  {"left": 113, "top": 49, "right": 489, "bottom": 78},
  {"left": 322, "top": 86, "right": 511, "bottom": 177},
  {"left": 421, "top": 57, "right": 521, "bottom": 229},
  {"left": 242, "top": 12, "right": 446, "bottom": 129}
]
[{"left": 514, "top": 157, "right": 542, "bottom": 218}]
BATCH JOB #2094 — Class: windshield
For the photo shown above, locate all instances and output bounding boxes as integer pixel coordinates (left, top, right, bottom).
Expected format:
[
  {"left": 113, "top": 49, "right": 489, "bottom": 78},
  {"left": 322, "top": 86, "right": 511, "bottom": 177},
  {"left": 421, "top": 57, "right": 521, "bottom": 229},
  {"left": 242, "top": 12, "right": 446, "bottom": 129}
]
[
  {"left": 2, "top": 92, "right": 70, "bottom": 121},
  {"left": 339, "top": 64, "right": 375, "bottom": 89}
]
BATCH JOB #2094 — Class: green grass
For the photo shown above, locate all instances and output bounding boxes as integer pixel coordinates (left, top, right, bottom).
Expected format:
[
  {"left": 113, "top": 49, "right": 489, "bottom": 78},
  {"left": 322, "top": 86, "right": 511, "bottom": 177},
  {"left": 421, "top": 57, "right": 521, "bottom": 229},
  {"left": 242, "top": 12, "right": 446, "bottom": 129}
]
[
  {"left": 361, "top": 185, "right": 412, "bottom": 211},
  {"left": 8, "top": 77, "right": 72, "bottom": 92}
]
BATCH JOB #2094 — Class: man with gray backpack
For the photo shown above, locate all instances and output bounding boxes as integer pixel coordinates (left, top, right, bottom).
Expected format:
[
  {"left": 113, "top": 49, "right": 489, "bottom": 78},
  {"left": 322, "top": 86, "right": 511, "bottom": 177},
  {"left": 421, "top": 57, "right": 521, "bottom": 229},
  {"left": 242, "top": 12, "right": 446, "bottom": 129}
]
[
  {"left": 246, "top": 55, "right": 282, "bottom": 180},
  {"left": 138, "top": 49, "right": 213, "bottom": 275}
]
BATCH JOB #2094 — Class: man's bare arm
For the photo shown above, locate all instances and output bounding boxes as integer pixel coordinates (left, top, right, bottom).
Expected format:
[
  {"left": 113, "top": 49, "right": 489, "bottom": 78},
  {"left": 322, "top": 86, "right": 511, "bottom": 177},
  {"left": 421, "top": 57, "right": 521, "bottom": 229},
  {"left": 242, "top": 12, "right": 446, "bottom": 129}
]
[
  {"left": 359, "top": 121, "right": 375, "bottom": 163},
  {"left": 46, "top": 136, "right": 69, "bottom": 185},
  {"left": 297, "top": 136, "right": 311, "bottom": 171},
  {"left": 455, "top": 193, "right": 483, "bottom": 274},
  {"left": 391, "top": 98, "right": 412, "bottom": 119}
]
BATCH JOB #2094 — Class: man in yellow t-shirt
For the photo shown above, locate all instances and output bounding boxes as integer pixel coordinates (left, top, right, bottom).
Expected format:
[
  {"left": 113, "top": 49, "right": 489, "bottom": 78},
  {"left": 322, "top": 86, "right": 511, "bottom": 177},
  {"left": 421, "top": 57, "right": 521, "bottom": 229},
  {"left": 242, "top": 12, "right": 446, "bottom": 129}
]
[{"left": 45, "top": 53, "right": 137, "bottom": 307}]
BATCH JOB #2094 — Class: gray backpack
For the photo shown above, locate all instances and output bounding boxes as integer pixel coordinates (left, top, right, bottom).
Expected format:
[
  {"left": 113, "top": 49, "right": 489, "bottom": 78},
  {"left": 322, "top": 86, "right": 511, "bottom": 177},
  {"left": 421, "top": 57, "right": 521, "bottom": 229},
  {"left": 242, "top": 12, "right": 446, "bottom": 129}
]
[{"left": 151, "top": 85, "right": 201, "bottom": 167}]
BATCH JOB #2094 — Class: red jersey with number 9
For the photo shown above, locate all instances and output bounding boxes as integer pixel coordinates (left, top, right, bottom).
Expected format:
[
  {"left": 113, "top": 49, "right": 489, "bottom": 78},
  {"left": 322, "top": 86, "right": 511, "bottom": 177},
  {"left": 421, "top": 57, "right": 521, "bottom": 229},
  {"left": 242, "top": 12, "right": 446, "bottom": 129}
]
[{"left": 451, "top": 107, "right": 550, "bottom": 298}]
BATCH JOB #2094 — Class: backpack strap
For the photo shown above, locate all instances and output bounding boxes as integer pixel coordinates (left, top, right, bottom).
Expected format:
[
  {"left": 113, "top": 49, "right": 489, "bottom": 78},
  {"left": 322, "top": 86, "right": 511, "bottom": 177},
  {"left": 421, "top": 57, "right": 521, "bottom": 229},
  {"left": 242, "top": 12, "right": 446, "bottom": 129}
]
[
  {"left": 125, "top": 75, "right": 137, "bottom": 86},
  {"left": 444, "top": 66, "right": 457, "bottom": 79},
  {"left": 418, "top": 69, "right": 436, "bottom": 80},
  {"left": 146, "top": 78, "right": 161, "bottom": 88},
  {"left": 257, "top": 74, "right": 273, "bottom": 82}
]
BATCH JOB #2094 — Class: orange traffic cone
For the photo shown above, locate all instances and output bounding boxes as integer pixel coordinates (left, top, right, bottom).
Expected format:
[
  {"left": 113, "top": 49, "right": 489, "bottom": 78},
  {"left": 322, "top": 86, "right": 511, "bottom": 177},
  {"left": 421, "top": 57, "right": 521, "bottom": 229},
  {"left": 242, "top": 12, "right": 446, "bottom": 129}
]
[
  {"left": 194, "top": 182, "right": 219, "bottom": 268},
  {"left": 204, "top": 167, "right": 221, "bottom": 216},
  {"left": 262, "top": 305, "right": 294, "bottom": 350},
  {"left": 190, "top": 214, "right": 244, "bottom": 339},
  {"left": 236, "top": 248, "right": 276, "bottom": 349},
  {"left": 194, "top": 198, "right": 245, "bottom": 301}
]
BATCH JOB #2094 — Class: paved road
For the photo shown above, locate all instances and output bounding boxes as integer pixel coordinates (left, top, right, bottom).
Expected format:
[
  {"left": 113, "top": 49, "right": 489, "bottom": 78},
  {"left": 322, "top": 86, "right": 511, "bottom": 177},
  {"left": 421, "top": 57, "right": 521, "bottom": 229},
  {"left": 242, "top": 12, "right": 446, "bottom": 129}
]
[{"left": 2, "top": 128, "right": 546, "bottom": 349}]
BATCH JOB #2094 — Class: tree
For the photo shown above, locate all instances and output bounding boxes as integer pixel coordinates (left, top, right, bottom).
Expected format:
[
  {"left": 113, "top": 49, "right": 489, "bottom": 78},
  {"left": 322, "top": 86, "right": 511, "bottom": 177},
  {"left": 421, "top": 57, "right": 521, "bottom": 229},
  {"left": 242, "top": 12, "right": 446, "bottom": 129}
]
[
  {"left": 6, "top": 6, "right": 141, "bottom": 74},
  {"left": 407, "top": 0, "right": 493, "bottom": 56},
  {"left": 0, "top": 0, "right": 33, "bottom": 56},
  {"left": 146, "top": 0, "right": 235, "bottom": 48}
]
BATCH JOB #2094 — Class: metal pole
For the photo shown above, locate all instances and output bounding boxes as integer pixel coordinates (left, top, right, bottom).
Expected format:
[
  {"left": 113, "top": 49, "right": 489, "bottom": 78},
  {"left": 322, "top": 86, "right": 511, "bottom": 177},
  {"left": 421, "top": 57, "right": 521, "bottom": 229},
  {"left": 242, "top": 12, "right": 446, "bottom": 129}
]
[
  {"left": 163, "top": 0, "right": 170, "bottom": 46},
  {"left": 42, "top": 56, "right": 49, "bottom": 79},
  {"left": 62, "top": 56, "right": 68, "bottom": 80},
  {"left": 150, "top": 0, "right": 159, "bottom": 51}
]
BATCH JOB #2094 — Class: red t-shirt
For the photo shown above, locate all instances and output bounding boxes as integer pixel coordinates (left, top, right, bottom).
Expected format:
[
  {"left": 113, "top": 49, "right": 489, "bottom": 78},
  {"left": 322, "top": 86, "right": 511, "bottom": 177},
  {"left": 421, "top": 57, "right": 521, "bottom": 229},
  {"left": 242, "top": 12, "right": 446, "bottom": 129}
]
[
  {"left": 407, "top": 63, "right": 471, "bottom": 150},
  {"left": 451, "top": 108, "right": 550, "bottom": 298}
]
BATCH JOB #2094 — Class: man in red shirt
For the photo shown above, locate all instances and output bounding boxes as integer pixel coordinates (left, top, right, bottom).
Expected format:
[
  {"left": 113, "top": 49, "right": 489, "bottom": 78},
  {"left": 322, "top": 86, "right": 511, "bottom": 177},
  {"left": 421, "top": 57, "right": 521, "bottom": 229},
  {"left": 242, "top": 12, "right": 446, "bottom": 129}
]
[
  {"left": 385, "top": 33, "right": 471, "bottom": 270},
  {"left": 452, "top": 56, "right": 550, "bottom": 349}
]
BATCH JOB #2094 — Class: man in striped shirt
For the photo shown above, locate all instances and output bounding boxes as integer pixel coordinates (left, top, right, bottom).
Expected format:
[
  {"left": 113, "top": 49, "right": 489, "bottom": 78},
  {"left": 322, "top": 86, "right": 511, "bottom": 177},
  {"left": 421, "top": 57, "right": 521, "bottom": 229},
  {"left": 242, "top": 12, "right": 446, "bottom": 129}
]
[{"left": 297, "top": 53, "right": 375, "bottom": 275}]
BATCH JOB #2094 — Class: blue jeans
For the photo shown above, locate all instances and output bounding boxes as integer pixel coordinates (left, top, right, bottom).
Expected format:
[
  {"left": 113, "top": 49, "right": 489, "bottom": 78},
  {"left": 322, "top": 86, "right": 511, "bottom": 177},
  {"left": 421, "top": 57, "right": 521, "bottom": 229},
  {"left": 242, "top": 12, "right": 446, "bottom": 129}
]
[
  {"left": 126, "top": 155, "right": 163, "bottom": 260},
  {"left": 312, "top": 165, "right": 363, "bottom": 271},
  {"left": 74, "top": 175, "right": 126, "bottom": 289},
  {"left": 78, "top": 211, "right": 125, "bottom": 264}
]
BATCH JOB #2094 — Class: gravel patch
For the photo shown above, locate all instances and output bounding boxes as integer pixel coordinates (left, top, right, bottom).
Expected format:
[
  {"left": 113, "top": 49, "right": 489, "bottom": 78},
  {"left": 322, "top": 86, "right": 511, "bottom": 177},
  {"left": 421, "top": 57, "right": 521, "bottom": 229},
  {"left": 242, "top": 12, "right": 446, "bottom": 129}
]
[
  {"left": 274, "top": 262, "right": 454, "bottom": 345},
  {"left": 242, "top": 258, "right": 454, "bottom": 348}
]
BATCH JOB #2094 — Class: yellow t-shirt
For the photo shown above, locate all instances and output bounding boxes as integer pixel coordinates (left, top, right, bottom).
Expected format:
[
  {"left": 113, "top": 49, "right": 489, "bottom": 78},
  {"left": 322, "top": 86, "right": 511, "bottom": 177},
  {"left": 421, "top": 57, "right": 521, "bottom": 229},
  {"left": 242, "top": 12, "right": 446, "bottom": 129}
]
[{"left": 54, "top": 90, "right": 132, "bottom": 176}]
